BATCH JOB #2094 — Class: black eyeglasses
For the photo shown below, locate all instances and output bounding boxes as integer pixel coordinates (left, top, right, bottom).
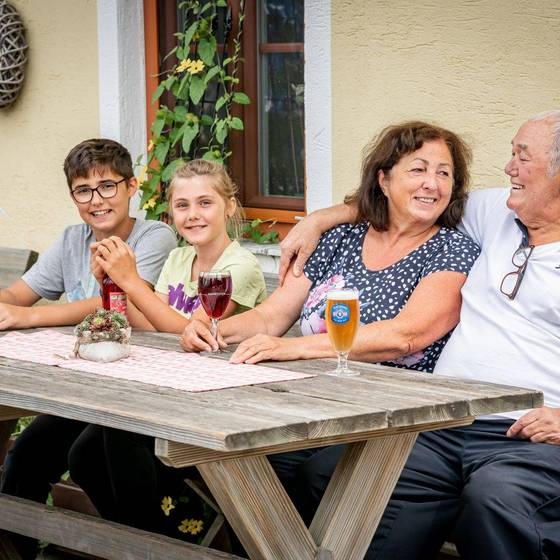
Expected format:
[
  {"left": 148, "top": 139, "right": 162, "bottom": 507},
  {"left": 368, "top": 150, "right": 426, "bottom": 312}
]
[
  {"left": 500, "top": 245, "right": 534, "bottom": 300},
  {"left": 70, "top": 178, "right": 127, "bottom": 204}
]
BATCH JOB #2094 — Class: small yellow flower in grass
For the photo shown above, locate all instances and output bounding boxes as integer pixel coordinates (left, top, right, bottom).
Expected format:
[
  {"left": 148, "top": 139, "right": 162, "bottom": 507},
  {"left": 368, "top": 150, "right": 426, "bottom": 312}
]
[
  {"left": 161, "top": 496, "right": 175, "bottom": 516},
  {"left": 142, "top": 196, "right": 158, "bottom": 211},
  {"left": 188, "top": 59, "right": 205, "bottom": 75},
  {"left": 176, "top": 58, "right": 192, "bottom": 73},
  {"left": 189, "top": 519, "right": 204, "bottom": 535},
  {"left": 178, "top": 518, "right": 204, "bottom": 535}
]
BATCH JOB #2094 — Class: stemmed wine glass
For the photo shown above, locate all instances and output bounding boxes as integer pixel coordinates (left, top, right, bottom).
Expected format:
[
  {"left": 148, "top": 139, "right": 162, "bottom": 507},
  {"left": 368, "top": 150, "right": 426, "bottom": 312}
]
[
  {"left": 198, "top": 271, "right": 233, "bottom": 352},
  {"left": 325, "top": 288, "right": 360, "bottom": 376}
]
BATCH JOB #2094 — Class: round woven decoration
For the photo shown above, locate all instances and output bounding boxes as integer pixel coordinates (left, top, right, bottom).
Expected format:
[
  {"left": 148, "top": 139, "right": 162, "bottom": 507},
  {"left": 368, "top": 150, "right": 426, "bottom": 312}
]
[{"left": 0, "top": 0, "right": 27, "bottom": 108}]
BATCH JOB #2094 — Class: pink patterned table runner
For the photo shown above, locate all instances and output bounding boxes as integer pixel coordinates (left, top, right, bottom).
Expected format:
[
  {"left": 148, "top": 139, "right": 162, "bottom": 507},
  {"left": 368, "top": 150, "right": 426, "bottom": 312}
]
[{"left": 0, "top": 330, "right": 314, "bottom": 392}]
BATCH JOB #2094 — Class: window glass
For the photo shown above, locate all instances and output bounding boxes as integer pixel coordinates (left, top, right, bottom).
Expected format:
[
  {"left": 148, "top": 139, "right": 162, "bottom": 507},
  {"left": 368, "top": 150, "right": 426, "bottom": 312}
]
[
  {"left": 155, "top": 1, "right": 305, "bottom": 210},
  {"left": 262, "top": 0, "right": 304, "bottom": 42},
  {"left": 260, "top": 52, "right": 305, "bottom": 198},
  {"left": 259, "top": 0, "right": 305, "bottom": 200}
]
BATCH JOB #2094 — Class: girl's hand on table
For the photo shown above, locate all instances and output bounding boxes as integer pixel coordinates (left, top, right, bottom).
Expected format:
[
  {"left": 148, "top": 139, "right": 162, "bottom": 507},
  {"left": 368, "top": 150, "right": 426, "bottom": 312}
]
[
  {"left": 180, "top": 319, "right": 226, "bottom": 353},
  {"left": 229, "top": 334, "right": 300, "bottom": 364}
]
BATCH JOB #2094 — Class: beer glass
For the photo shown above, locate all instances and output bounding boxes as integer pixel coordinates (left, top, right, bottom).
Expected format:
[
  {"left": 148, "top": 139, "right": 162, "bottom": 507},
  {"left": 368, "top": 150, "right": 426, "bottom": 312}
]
[{"left": 326, "top": 288, "right": 360, "bottom": 376}]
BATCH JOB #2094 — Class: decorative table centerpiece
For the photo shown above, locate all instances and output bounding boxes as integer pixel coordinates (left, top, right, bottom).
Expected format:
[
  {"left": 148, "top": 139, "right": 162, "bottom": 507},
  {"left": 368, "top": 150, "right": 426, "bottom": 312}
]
[{"left": 74, "top": 308, "right": 131, "bottom": 363}]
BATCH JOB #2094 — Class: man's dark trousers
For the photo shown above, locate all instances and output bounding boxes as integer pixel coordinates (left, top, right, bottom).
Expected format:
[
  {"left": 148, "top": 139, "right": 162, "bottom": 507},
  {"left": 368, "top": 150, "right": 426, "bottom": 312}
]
[{"left": 271, "top": 419, "right": 560, "bottom": 560}]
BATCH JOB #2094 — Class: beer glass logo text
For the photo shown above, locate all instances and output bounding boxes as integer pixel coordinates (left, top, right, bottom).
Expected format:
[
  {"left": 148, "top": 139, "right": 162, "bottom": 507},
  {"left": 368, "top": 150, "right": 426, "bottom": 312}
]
[{"left": 331, "top": 303, "right": 350, "bottom": 324}]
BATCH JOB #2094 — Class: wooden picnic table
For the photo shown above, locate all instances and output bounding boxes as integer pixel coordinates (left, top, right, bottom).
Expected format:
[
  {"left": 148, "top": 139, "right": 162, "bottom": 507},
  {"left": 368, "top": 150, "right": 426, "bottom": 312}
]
[{"left": 0, "top": 328, "right": 543, "bottom": 560}]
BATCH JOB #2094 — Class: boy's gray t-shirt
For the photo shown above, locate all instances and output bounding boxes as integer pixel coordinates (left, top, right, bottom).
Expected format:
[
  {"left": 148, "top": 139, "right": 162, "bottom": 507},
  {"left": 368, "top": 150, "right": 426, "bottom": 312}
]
[{"left": 22, "top": 220, "right": 177, "bottom": 302}]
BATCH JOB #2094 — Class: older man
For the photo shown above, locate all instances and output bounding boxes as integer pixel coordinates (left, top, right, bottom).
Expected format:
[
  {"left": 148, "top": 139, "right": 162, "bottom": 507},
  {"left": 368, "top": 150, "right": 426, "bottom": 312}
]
[{"left": 280, "top": 111, "right": 560, "bottom": 559}]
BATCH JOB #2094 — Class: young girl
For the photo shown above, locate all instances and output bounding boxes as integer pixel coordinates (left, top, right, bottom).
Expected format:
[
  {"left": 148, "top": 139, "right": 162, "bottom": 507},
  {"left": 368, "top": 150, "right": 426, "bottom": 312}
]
[
  {"left": 68, "top": 160, "right": 266, "bottom": 537},
  {"left": 90, "top": 158, "right": 266, "bottom": 332}
]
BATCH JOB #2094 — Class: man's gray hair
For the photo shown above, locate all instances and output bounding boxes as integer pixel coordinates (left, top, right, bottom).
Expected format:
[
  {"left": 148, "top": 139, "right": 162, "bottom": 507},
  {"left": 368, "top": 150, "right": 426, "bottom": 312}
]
[{"left": 530, "top": 110, "right": 560, "bottom": 175}]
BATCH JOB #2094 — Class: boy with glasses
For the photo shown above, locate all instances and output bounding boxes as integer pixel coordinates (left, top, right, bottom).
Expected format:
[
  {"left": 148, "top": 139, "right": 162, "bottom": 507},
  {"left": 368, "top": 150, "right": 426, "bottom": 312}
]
[
  {"left": 0, "top": 138, "right": 177, "bottom": 560},
  {"left": 0, "top": 138, "right": 176, "bottom": 329}
]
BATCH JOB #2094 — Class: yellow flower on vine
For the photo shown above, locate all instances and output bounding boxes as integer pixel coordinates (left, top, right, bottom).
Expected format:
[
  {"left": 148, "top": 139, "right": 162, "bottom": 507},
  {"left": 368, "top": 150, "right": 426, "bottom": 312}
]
[
  {"left": 143, "top": 196, "right": 158, "bottom": 211},
  {"left": 161, "top": 496, "right": 175, "bottom": 516},
  {"left": 147, "top": 140, "right": 154, "bottom": 151},
  {"left": 178, "top": 518, "right": 204, "bottom": 535},
  {"left": 176, "top": 58, "right": 192, "bottom": 73},
  {"left": 188, "top": 59, "right": 205, "bottom": 75},
  {"left": 137, "top": 165, "right": 148, "bottom": 185}
]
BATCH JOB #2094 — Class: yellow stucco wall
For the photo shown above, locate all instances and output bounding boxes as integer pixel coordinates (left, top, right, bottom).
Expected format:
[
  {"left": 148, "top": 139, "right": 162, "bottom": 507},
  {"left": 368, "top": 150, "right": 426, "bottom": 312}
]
[
  {"left": 331, "top": 0, "right": 560, "bottom": 201},
  {"left": 0, "top": 0, "right": 99, "bottom": 253}
]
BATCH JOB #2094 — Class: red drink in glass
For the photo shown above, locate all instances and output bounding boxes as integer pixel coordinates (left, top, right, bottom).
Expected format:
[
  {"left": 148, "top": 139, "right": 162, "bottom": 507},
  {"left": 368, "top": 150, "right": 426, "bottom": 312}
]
[
  {"left": 198, "top": 271, "right": 232, "bottom": 351},
  {"left": 101, "top": 274, "right": 127, "bottom": 315},
  {"left": 198, "top": 273, "right": 232, "bottom": 318}
]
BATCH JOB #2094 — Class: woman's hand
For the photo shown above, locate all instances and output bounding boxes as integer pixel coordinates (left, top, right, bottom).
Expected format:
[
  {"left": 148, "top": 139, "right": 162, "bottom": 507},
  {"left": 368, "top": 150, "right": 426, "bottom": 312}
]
[
  {"left": 93, "top": 237, "right": 139, "bottom": 289},
  {"left": 180, "top": 319, "right": 226, "bottom": 353},
  {"left": 229, "top": 334, "right": 301, "bottom": 364}
]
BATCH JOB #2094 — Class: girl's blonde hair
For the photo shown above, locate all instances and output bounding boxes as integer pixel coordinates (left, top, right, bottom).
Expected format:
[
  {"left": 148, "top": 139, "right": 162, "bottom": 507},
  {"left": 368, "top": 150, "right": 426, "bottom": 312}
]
[{"left": 167, "top": 159, "right": 245, "bottom": 239}]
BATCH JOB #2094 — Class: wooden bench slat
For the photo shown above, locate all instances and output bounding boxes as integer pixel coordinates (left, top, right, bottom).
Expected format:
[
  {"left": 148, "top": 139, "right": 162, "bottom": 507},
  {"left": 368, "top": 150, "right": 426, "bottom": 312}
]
[{"left": 0, "top": 494, "right": 242, "bottom": 560}]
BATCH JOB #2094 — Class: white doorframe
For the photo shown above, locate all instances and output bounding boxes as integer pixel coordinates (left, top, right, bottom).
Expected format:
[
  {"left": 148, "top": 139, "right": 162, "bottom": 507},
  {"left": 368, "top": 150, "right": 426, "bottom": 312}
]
[
  {"left": 97, "top": 0, "right": 147, "bottom": 217},
  {"left": 304, "top": 0, "right": 332, "bottom": 213}
]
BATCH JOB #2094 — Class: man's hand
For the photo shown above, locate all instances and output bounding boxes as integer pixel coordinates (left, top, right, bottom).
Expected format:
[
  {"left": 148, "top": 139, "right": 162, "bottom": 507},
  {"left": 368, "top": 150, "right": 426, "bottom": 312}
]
[
  {"left": 0, "top": 303, "right": 32, "bottom": 330},
  {"left": 278, "top": 217, "right": 323, "bottom": 284},
  {"left": 180, "top": 319, "right": 226, "bottom": 353},
  {"left": 507, "top": 407, "right": 560, "bottom": 444},
  {"left": 229, "top": 334, "right": 300, "bottom": 364},
  {"left": 279, "top": 203, "right": 357, "bottom": 284}
]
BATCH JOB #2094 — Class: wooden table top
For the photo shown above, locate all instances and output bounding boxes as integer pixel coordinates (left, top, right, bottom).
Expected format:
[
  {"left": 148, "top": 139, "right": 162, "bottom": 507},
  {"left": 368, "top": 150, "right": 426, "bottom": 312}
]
[{"left": 0, "top": 328, "right": 543, "bottom": 452}]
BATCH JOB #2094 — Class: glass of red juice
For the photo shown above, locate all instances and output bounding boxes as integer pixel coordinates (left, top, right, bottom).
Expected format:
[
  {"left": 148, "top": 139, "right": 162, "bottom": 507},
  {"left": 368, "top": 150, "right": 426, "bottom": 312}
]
[{"left": 198, "top": 271, "right": 233, "bottom": 351}]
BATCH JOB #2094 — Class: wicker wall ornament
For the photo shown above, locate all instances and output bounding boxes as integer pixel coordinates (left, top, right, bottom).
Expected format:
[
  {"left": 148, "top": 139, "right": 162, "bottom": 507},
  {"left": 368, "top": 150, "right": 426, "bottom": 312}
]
[{"left": 0, "top": 0, "right": 27, "bottom": 108}]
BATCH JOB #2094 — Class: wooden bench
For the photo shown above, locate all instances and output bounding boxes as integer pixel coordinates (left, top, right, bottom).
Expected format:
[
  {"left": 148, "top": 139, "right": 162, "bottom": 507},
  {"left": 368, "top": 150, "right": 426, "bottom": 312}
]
[
  {"left": 0, "top": 494, "right": 241, "bottom": 560},
  {"left": 0, "top": 247, "right": 38, "bottom": 289}
]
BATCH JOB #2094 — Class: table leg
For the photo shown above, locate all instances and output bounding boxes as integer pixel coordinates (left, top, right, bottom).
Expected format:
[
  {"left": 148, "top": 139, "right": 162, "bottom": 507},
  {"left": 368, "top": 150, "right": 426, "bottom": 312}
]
[
  {"left": 198, "top": 455, "right": 318, "bottom": 560},
  {"left": 198, "top": 432, "right": 418, "bottom": 560},
  {"left": 0, "top": 419, "right": 19, "bottom": 560},
  {"left": 309, "top": 432, "right": 418, "bottom": 560}
]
